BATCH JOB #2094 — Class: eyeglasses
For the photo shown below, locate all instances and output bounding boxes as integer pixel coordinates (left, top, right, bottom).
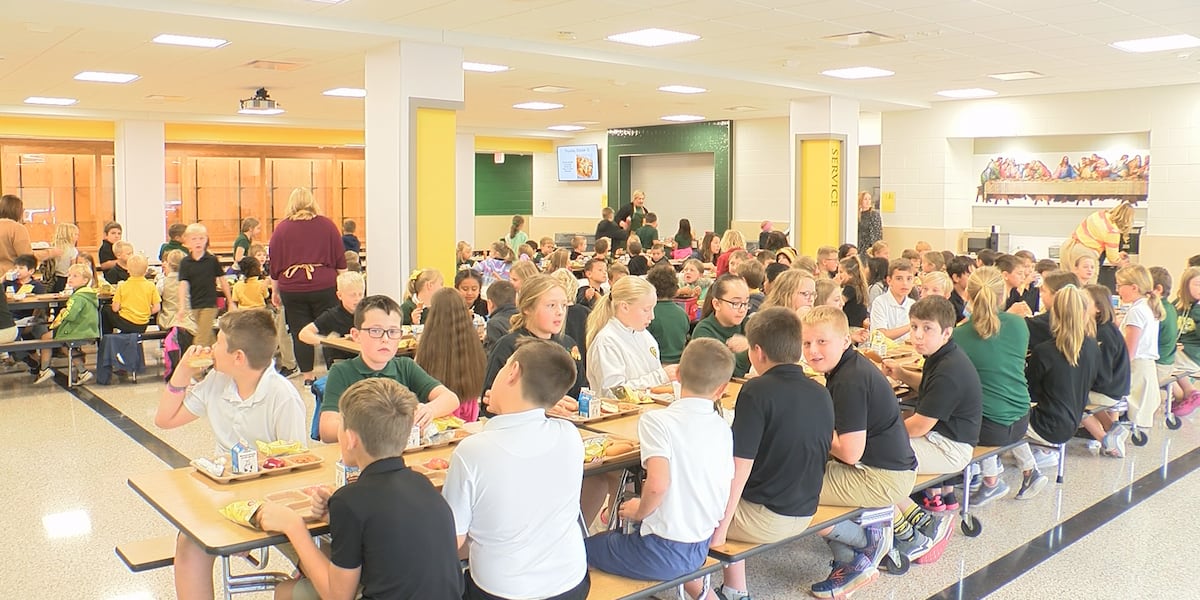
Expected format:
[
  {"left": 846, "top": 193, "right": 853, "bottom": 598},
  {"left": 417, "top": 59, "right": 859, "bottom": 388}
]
[
  {"left": 363, "top": 327, "right": 406, "bottom": 340},
  {"left": 798, "top": 290, "right": 816, "bottom": 298},
  {"left": 716, "top": 297, "right": 750, "bottom": 311}
]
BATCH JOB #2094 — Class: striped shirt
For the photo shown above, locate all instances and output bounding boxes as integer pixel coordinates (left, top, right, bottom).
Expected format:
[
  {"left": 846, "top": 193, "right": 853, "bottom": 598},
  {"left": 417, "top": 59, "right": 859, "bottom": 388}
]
[{"left": 1070, "top": 209, "right": 1122, "bottom": 263}]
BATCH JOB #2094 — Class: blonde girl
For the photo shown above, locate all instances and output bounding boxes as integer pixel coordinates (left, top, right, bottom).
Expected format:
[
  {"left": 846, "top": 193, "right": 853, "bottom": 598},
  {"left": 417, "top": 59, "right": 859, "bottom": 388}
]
[
  {"left": 547, "top": 248, "right": 571, "bottom": 273},
  {"left": 483, "top": 274, "right": 583, "bottom": 401},
  {"left": 74, "top": 252, "right": 101, "bottom": 289},
  {"left": 402, "top": 268, "right": 443, "bottom": 325},
  {"left": 509, "top": 259, "right": 540, "bottom": 291},
  {"left": 473, "top": 240, "right": 513, "bottom": 287},
  {"left": 1116, "top": 264, "right": 1163, "bottom": 432},
  {"left": 762, "top": 270, "right": 816, "bottom": 313},
  {"left": 50, "top": 222, "right": 80, "bottom": 292},
  {"left": 456, "top": 240, "right": 474, "bottom": 267},
  {"left": 815, "top": 278, "right": 844, "bottom": 309},
  {"left": 585, "top": 275, "right": 674, "bottom": 392},
  {"left": 1171, "top": 267, "right": 1200, "bottom": 411},
  {"left": 919, "top": 271, "right": 952, "bottom": 300},
  {"left": 549, "top": 268, "right": 591, "bottom": 364},
  {"left": 869, "top": 240, "right": 890, "bottom": 260},
  {"left": 1026, "top": 285, "right": 1101, "bottom": 449},
  {"left": 1072, "top": 254, "right": 1097, "bottom": 286},
  {"left": 504, "top": 215, "right": 528, "bottom": 256},
  {"left": 1080, "top": 284, "right": 1132, "bottom": 457},
  {"left": 416, "top": 288, "right": 487, "bottom": 422},
  {"left": 792, "top": 255, "right": 819, "bottom": 278},
  {"left": 715, "top": 229, "right": 746, "bottom": 276}
]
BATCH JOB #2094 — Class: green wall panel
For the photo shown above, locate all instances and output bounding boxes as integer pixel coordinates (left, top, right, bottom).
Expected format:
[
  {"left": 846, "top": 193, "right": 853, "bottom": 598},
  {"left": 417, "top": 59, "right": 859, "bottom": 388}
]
[
  {"left": 606, "top": 121, "right": 732, "bottom": 232},
  {"left": 474, "top": 153, "right": 532, "bottom": 216}
]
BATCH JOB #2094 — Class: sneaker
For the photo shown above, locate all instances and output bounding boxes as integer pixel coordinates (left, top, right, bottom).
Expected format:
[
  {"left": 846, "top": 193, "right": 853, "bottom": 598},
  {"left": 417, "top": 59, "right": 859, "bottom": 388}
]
[
  {"left": 1033, "top": 448, "right": 1060, "bottom": 470},
  {"left": 1016, "top": 469, "right": 1048, "bottom": 500},
  {"left": 34, "top": 369, "right": 54, "bottom": 384},
  {"left": 921, "top": 493, "right": 947, "bottom": 512},
  {"left": 75, "top": 370, "right": 93, "bottom": 385},
  {"left": 941, "top": 491, "right": 960, "bottom": 511},
  {"left": 894, "top": 529, "right": 934, "bottom": 561},
  {"left": 716, "top": 588, "right": 751, "bottom": 600},
  {"left": 905, "top": 507, "right": 937, "bottom": 540},
  {"left": 1103, "top": 425, "right": 1129, "bottom": 458},
  {"left": 860, "top": 523, "right": 892, "bottom": 569},
  {"left": 1086, "top": 440, "right": 1102, "bottom": 454},
  {"left": 1172, "top": 391, "right": 1200, "bottom": 417},
  {"left": 973, "top": 479, "right": 1011, "bottom": 507},
  {"left": 968, "top": 472, "right": 982, "bottom": 493},
  {"left": 278, "top": 365, "right": 300, "bottom": 378},
  {"left": 810, "top": 553, "right": 878, "bottom": 599},
  {"left": 303, "top": 378, "right": 316, "bottom": 388},
  {"left": 914, "top": 515, "right": 954, "bottom": 565}
]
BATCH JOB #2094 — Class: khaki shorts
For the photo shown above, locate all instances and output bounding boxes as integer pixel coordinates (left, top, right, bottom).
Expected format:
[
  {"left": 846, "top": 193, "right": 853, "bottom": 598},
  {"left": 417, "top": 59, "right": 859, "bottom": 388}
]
[
  {"left": 726, "top": 499, "right": 813, "bottom": 544},
  {"left": 911, "top": 431, "right": 974, "bottom": 475},
  {"left": 1087, "top": 391, "right": 1123, "bottom": 409},
  {"left": 819, "top": 461, "right": 916, "bottom": 508},
  {"left": 1161, "top": 353, "right": 1200, "bottom": 385}
]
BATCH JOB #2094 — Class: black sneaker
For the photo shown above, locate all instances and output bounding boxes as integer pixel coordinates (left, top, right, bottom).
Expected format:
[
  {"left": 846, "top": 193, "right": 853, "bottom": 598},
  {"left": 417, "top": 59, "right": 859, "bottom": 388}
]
[{"left": 278, "top": 366, "right": 300, "bottom": 378}]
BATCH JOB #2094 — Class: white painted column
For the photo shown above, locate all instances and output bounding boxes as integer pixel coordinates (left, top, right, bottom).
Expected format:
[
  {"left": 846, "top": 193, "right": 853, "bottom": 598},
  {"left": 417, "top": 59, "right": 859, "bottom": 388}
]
[
  {"left": 113, "top": 120, "right": 166, "bottom": 259},
  {"left": 364, "top": 40, "right": 464, "bottom": 300},
  {"left": 789, "top": 97, "right": 860, "bottom": 243},
  {"left": 456, "top": 133, "right": 476, "bottom": 248}
]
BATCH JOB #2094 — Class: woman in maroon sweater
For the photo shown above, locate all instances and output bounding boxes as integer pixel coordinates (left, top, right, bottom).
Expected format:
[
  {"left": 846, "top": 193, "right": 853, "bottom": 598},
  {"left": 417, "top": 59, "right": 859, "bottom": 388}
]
[{"left": 269, "top": 188, "right": 347, "bottom": 385}]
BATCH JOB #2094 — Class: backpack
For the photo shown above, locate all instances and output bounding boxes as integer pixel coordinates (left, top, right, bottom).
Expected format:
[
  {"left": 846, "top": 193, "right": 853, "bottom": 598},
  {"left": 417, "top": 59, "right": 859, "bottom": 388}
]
[{"left": 162, "top": 327, "right": 195, "bottom": 382}]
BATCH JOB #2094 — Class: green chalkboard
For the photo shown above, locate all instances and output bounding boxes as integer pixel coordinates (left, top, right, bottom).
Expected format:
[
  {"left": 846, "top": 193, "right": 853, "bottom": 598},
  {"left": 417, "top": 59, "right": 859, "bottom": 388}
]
[{"left": 475, "top": 153, "right": 532, "bottom": 216}]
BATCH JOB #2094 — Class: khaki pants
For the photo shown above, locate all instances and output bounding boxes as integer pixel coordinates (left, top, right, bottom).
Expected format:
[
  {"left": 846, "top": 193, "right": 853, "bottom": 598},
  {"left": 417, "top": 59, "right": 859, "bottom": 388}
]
[
  {"left": 726, "top": 499, "right": 813, "bottom": 544},
  {"left": 820, "top": 460, "right": 916, "bottom": 508},
  {"left": 1128, "top": 358, "right": 1159, "bottom": 428},
  {"left": 911, "top": 431, "right": 974, "bottom": 475},
  {"left": 274, "top": 306, "right": 297, "bottom": 370},
  {"left": 191, "top": 308, "right": 218, "bottom": 347}
]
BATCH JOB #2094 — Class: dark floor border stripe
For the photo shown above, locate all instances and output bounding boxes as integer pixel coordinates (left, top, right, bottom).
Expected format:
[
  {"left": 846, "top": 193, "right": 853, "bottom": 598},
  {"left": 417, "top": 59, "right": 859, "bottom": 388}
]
[
  {"left": 929, "top": 443, "right": 1200, "bottom": 599},
  {"left": 57, "top": 374, "right": 192, "bottom": 469}
]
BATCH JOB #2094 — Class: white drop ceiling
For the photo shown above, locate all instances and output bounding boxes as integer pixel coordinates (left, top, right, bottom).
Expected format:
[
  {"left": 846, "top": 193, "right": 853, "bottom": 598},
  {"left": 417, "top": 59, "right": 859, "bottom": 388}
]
[{"left": 0, "top": 0, "right": 1198, "bottom": 136}]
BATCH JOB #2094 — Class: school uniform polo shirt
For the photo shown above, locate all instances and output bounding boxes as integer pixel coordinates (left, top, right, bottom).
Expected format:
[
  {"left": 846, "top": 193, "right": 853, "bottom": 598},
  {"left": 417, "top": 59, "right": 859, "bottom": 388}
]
[
  {"left": 869, "top": 292, "right": 915, "bottom": 341},
  {"left": 587, "top": 318, "right": 668, "bottom": 392},
  {"left": 913, "top": 340, "right": 982, "bottom": 445},
  {"left": 184, "top": 366, "right": 307, "bottom": 454},
  {"left": 443, "top": 408, "right": 586, "bottom": 599},
  {"left": 114, "top": 276, "right": 161, "bottom": 325},
  {"left": 1093, "top": 322, "right": 1131, "bottom": 399},
  {"left": 312, "top": 305, "right": 357, "bottom": 364},
  {"left": 824, "top": 349, "right": 917, "bottom": 472},
  {"left": 639, "top": 397, "right": 734, "bottom": 542},
  {"left": 1026, "top": 312, "right": 1052, "bottom": 351},
  {"left": 320, "top": 356, "right": 441, "bottom": 414},
  {"left": 328, "top": 456, "right": 464, "bottom": 599},
  {"left": 733, "top": 364, "right": 834, "bottom": 517},
  {"left": 953, "top": 312, "right": 1031, "bottom": 426},
  {"left": 1028, "top": 337, "right": 1100, "bottom": 444},
  {"left": 691, "top": 315, "right": 751, "bottom": 377},
  {"left": 647, "top": 300, "right": 689, "bottom": 364}
]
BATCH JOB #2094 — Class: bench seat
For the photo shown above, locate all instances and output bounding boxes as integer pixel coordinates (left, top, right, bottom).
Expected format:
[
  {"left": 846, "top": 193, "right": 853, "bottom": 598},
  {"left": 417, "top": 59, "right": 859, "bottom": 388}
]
[
  {"left": 116, "top": 535, "right": 176, "bottom": 573},
  {"left": 709, "top": 505, "right": 863, "bottom": 563},
  {"left": 587, "top": 557, "right": 722, "bottom": 600}
]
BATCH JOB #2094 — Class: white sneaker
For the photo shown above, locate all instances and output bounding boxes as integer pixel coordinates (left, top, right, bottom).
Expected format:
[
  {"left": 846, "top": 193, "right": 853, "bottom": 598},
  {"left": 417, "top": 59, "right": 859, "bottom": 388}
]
[
  {"left": 75, "top": 370, "right": 93, "bottom": 385},
  {"left": 1033, "top": 448, "right": 1059, "bottom": 470},
  {"left": 34, "top": 369, "right": 54, "bottom": 384}
]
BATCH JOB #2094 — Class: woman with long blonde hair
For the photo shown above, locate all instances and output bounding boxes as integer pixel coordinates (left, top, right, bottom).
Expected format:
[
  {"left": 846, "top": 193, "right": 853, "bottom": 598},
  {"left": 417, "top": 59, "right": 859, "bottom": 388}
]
[
  {"left": 416, "top": 288, "right": 487, "bottom": 421},
  {"left": 585, "top": 276, "right": 676, "bottom": 393},
  {"left": 268, "top": 187, "right": 347, "bottom": 385}
]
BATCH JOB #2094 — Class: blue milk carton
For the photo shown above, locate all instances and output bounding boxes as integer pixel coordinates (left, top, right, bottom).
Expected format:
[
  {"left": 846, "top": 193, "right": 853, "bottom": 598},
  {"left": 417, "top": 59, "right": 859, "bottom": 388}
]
[
  {"left": 577, "top": 387, "right": 600, "bottom": 419},
  {"left": 230, "top": 440, "right": 259, "bottom": 475}
]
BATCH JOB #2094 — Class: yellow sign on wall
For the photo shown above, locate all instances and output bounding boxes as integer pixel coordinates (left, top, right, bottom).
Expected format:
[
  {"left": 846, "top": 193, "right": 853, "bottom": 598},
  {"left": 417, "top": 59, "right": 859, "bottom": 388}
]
[{"left": 882, "top": 191, "right": 896, "bottom": 213}]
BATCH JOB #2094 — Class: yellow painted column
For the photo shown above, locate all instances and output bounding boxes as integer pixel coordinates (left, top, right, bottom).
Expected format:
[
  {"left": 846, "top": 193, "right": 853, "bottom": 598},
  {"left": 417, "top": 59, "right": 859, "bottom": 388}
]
[
  {"left": 796, "top": 138, "right": 843, "bottom": 256},
  {"left": 414, "top": 107, "right": 457, "bottom": 280}
]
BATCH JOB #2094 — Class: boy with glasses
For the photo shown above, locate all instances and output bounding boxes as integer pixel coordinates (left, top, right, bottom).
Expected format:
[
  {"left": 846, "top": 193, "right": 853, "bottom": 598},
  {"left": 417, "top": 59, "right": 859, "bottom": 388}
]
[{"left": 318, "top": 295, "right": 460, "bottom": 443}]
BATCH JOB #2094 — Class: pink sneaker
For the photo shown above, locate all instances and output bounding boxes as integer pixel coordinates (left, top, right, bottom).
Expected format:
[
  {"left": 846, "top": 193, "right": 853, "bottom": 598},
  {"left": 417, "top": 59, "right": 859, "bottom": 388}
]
[{"left": 1172, "top": 392, "right": 1200, "bottom": 417}]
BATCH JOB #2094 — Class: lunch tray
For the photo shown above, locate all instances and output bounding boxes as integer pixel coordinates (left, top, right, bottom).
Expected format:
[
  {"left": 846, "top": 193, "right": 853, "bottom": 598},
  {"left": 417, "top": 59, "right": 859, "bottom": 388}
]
[{"left": 191, "top": 452, "right": 324, "bottom": 484}]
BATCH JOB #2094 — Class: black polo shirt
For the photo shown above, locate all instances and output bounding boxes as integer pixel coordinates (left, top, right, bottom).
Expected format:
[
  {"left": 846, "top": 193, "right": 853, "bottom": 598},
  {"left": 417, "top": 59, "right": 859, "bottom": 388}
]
[
  {"left": 824, "top": 349, "right": 917, "bottom": 471},
  {"left": 914, "top": 340, "right": 982, "bottom": 445},
  {"left": 733, "top": 364, "right": 833, "bottom": 517},
  {"left": 327, "top": 456, "right": 463, "bottom": 599},
  {"left": 104, "top": 263, "right": 130, "bottom": 285},
  {"left": 1093, "top": 322, "right": 1131, "bottom": 399},
  {"left": 842, "top": 286, "right": 869, "bottom": 330},
  {"left": 1006, "top": 286, "right": 1040, "bottom": 313},
  {"left": 482, "top": 328, "right": 585, "bottom": 416},
  {"left": 178, "top": 252, "right": 223, "bottom": 309},
  {"left": 1026, "top": 312, "right": 1052, "bottom": 351},
  {"left": 1028, "top": 337, "right": 1100, "bottom": 444},
  {"left": 949, "top": 290, "right": 968, "bottom": 323},
  {"left": 313, "top": 305, "right": 357, "bottom": 364}
]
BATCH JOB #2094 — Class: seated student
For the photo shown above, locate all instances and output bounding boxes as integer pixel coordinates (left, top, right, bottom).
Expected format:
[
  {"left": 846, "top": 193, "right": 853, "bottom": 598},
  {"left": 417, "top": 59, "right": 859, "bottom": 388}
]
[
  {"left": 763, "top": 262, "right": 789, "bottom": 295},
  {"left": 918, "top": 271, "right": 952, "bottom": 300},
  {"left": 868, "top": 240, "right": 890, "bottom": 261},
  {"left": 735, "top": 259, "right": 767, "bottom": 316},
  {"left": 644, "top": 266, "right": 688, "bottom": 365},
  {"left": 547, "top": 249, "right": 572, "bottom": 274},
  {"left": 1171, "top": 267, "right": 1200, "bottom": 414},
  {"left": 401, "top": 268, "right": 443, "bottom": 326},
  {"left": 1078, "top": 284, "right": 1132, "bottom": 457},
  {"left": 592, "top": 237, "right": 612, "bottom": 264},
  {"left": 341, "top": 219, "right": 361, "bottom": 253},
  {"left": 952, "top": 268, "right": 1038, "bottom": 504},
  {"left": 709, "top": 309, "right": 834, "bottom": 600},
  {"left": 5, "top": 252, "right": 46, "bottom": 305},
  {"left": 456, "top": 269, "right": 489, "bottom": 319},
  {"left": 800, "top": 307, "right": 918, "bottom": 597},
  {"left": 677, "top": 258, "right": 712, "bottom": 320},
  {"left": 444, "top": 339, "right": 591, "bottom": 600},
  {"left": 901, "top": 248, "right": 922, "bottom": 275},
  {"left": 976, "top": 248, "right": 998, "bottom": 267},
  {"left": 1116, "top": 264, "right": 1164, "bottom": 435},
  {"left": 587, "top": 339, "right": 734, "bottom": 587},
  {"left": 761, "top": 270, "right": 816, "bottom": 316},
  {"left": 152, "top": 309, "right": 307, "bottom": 600},
  {"left": 865, "top": 256, "right": 889, "bottom": 306},
  {"left": 569, "top": 235, "right": 587, "bottom": 261},
  {"left": 626, "top": 239, "right": 650, "bottom": 277},
  {"left": 914, "top": 240, "right": 933, "bottom": 255},
  {"left": 98, "top": 221, "right": 122, "bottom": 272},
  {"left": 231, "top": 256, "right": 270, "bottom": 309},
  {"left": 158, "top": 223, "right": 188, "bottom": 262},
  {"left": 818, "top": 246, "right": 840, "bottom": 279},
  {"left": 608, "top": 262, "right": 630, "bottom": 285},
  {"left": 577, "top": 258, "right": 608, "bottom": 309},
  {"left": 299, "top": 271, "right": 366, "bottom": 369},
  {"left": 6, "top": 255, "right": 48, "bottom": 368},
  {"left": 882, "top": 298, "right": 982, "bottom": 549},
  {"left": 34, "top": 264, "right": 100, "bottom": 385},
  {"left": 1026, "top": 271, "right": 1081, "bottom": 351},
  {"left": 840, "top": 257, "right": 870, "bottom": 329},
  {"left": 715, "top": 230, "right": 746, "bottom": 277},
  {"left": 457, "top": 240, "right": 475, "bottom": 269},
  {"left": 509, "top": 259, "right": 539, "bottom": 292},
  {"left": 998, "top": 254, "right": 1037, "bottom": 316},
  {"left": 102, "top": 254, "right": 161, "bottom": 334},
  {"left": 485, "top": 275, "right": 585, "bottom": 404},
  {"left": 483, "top": 280, "right": 518, "bottom": 354},
  {"left": 48, "top": 223, "right": 80, "bottom": 293},
  {"left": 586, "top": 276, "right": 677, "bottom": 392},
  {"left": 317, "top": 295, "right": 460, "bottom": 443},
  {"left": 156, "top": 249, "right": 197, "bottom": 334},
  {"left": 1070, "top": 254, "right": 1097, "bottom": 287},
  {"left": 1026, "top": 285, "right": 1101, "bottom": 459},
  {"left": 549, "top": 268, "right": 592, "bottom": 369},
  {"left": 947, "top": 255, "right": 975, "bottom": 323},
  {"left": 636, "top": 212, "right": 660, "bottom": 249},
  {"left": 692, "top": 275, "right": 752, "bottom": 378},
  {"left": 474, "top": 241, "right": 514, "bottom": 288},
  {"left": 647, "top": 241, "right": 671, "bottom": 269},
  {"left": 869, "top": 259, "right": 916, "bottom": 341},
  {"left": 921, "top": 251, "right": 946, "bottom": 274},
  {"left": 103, "top": 241, "right": 134, "bottom": 285},
  {"left": 259, "top": 379, "right": 463, "bottom": 600},
  {"left": 1148, "top": 267, "right": 1188, "bottom": 413},
  {"left": 416, "top": 288, "right": 488, "bottom": 423}
]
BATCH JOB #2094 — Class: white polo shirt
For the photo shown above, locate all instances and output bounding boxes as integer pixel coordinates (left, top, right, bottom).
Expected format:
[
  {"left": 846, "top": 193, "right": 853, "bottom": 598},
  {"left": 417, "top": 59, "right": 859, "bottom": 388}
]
[
  {"left": 638, "top": 397, "right": 733, "bottom": 544},
  {"left": 870, "top": 292, "right": 915, "bottom": 341},
  {"left": 587, "top": 317, "right": 669, "bottom": 393},
  {"left": 443, "top": 408, "right": 586, "bottom": 599},
  {"left": 184, "top": 364, "right": 308, "bottom": 454},
  {"left": 1122, "top": 298, "right": 1160, "bottom": 361}
]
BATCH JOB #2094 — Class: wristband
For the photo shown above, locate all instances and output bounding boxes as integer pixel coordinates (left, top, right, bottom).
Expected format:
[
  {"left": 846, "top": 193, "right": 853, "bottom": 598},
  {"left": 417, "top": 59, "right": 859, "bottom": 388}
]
[{"left": 166, "top": 381, "right": 188, "bottom": 394}]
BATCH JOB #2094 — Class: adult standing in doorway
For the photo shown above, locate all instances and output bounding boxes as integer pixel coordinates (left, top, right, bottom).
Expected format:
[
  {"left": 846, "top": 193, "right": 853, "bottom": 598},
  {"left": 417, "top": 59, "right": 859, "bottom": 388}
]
[
  {"left": 1059, "top": 201, "right": 1133, "bottom": 285},
  {"left": 0, "top": 194, "right": 54, "bottom": 274},
  {"left": 615, "top": 189, "right": 649, "bottom": 234},
  {"left": 269, "top": 188, "right": 347, "bottom": 387},
  {"left": 856, "top": 191, "right": 883, "bottom": 252}
]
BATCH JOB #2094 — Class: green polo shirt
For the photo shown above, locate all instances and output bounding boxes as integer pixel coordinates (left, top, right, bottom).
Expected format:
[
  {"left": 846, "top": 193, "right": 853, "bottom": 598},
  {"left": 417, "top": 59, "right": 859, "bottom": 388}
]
[
  {"left": 647, "top": 300, "right": 689, "bottom": 364},
  {"left": 319, "top": 355, "right": 440, "bottom": 413},
  {"left": 952, "top": 312, "right": 1030, "bottom": 426},
  {"left": 400, "top": 298, "right": 418, "bottom": 326},
  {"left": 1159, "top": 298, "right": 1179, "bottom": 365},
  {"left": 636, "top": 225, "right": 659, "bottom": 250},
  {"left": 691, "top": 314, "right": 751, "bottom": 377}
]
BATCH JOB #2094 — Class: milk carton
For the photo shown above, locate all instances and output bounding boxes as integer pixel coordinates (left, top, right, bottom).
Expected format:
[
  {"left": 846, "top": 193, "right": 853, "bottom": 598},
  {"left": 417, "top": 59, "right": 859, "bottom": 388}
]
[
  {"left": 335, "top": 460, "right": 360, "bottom": 487},
  {"left": 578, "top": 387, "right": 600, "bottom": 419},
  {"left": 230, "top": 441, "right": 259, "bottom": 474}
]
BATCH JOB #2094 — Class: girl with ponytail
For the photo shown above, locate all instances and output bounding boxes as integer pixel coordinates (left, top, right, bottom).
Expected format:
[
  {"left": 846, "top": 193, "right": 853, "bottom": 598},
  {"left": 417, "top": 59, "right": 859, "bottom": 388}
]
[
  {"left": 585, "top": 276, "right": 676, "bottom": 393},
  {"left": 504, "top": 215, "right": 528, "bottom": 256},
  {"left": 1115, "top": 264, "right": 1163, "bottom": 434},
  {"left": 1027, "top": 285, "right": 1101, "bottom": 445},
  {"left": 400, "top": 268, "right": 443, "bottom": 325}
]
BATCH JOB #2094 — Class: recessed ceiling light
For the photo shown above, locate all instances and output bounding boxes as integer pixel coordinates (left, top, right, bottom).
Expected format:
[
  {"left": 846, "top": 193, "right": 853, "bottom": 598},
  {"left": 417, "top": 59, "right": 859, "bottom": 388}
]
[
  {"left": 1110, "top": 34, "right": 1200, "bottom": 53},
  {"left": 513, "top": 101, "right": 563, "bottom": 110},
  {"left": 152, "top": 34, "right": 229, "bottom": 48},
  {"left": 661, "top": 114, "right": 705, "bottom": 122},
  {"left": 531, "top": 85, "right": 574, "bottom": 94},
  {"left": 658, "top": 85, "right": 707, "bottom": 94},
  {"left": 74, "top": 71, "right": 140, "bottom": 83},
  {"left": 725, "top": 105, "right": 760, "bottom": 112},
  {"left": 463, "top": 61, "right": 509, "bottom": 73},
  {"left": 24, "top": 96, "right": 77, "bottom": 106},
  {"left": 323, "top": 87, "right": 366, "bottom": 97},
  {"left": 606, "top": 28, "right": 700, "bottom": 48},
  {"left": 548, "top": 125, "right": 586, "bottom": 131},
  {"left": 936, "top": 88, "right": 998, "bottom": 99},
  {"left": 988, "top": 70, "right": 1044, "bottom": 81},
  {"left": 820, "top": 66, "right": 894, "bottom": 80}
]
